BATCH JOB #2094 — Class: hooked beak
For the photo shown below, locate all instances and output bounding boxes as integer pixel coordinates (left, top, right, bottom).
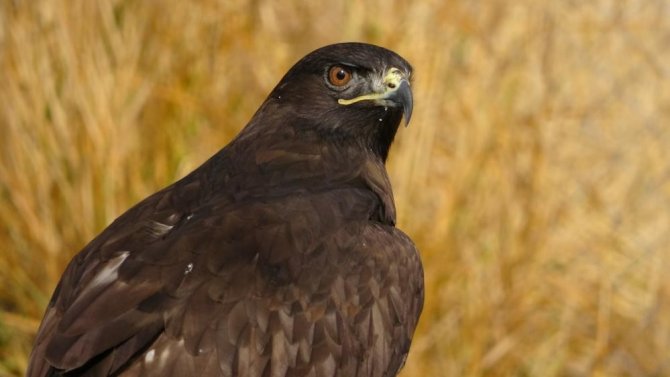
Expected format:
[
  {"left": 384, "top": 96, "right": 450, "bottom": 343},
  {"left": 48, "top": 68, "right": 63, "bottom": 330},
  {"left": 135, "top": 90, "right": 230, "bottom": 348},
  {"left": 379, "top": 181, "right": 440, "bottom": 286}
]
[
  {"left": 338, "top": 67, "right": 413, "bottom": 126},
  {"left": 390, "top": 80, "right": 413, "bottom": 126}
]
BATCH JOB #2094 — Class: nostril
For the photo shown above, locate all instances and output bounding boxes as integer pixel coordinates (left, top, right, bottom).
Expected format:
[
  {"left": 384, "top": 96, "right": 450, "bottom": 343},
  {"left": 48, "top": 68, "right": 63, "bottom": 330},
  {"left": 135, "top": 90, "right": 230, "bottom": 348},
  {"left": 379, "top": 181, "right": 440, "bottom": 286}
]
[{"left": 387, "top": 83, "right": 397, "bottom": 89}]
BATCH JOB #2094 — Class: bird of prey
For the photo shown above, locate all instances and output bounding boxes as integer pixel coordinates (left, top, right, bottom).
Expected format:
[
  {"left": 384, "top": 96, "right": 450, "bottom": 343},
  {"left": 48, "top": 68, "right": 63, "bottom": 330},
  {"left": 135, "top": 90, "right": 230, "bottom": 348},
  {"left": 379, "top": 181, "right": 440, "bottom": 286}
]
[{"left": 27, "top": 42, "right": 424, "bottom": 377}]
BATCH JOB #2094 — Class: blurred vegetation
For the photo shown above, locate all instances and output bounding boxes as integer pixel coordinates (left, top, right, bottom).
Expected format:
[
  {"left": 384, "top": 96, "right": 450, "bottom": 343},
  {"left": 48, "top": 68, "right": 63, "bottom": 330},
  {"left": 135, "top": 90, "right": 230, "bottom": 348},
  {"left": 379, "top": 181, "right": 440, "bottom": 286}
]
[{"left": 1, "top": 0, "right": 669, "bottom": 376}]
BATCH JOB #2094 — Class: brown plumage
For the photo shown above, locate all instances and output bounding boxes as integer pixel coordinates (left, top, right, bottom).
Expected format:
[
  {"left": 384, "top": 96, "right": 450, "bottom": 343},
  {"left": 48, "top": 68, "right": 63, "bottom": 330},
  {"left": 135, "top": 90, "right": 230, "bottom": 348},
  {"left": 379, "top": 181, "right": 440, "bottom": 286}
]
[{"left": 27, "top": 42, "right": 424, "bottom": 377}]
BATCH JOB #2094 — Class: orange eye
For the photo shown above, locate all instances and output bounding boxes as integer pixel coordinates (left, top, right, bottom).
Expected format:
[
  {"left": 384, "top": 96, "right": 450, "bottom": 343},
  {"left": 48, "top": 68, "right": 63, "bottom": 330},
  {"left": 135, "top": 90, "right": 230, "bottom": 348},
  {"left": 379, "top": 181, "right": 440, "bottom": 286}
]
[{"left": 328, "top": 66, "right": 352, "bottom": 86}]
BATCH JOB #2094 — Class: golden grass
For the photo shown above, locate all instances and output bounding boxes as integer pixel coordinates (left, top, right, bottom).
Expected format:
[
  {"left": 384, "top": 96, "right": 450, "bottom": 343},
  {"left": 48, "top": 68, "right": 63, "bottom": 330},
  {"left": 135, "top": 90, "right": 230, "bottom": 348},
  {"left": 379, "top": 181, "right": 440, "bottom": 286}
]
[{"left": 1, "top": 0, "right": 669, "bottom": 375}]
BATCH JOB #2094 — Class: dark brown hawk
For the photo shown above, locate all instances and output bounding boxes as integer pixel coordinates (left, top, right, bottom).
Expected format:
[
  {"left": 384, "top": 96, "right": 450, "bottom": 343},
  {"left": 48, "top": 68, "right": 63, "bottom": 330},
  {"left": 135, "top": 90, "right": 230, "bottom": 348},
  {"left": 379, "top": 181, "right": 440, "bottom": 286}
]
[{"left": 28, "top": 42, "right": 424, "bottom": 377}]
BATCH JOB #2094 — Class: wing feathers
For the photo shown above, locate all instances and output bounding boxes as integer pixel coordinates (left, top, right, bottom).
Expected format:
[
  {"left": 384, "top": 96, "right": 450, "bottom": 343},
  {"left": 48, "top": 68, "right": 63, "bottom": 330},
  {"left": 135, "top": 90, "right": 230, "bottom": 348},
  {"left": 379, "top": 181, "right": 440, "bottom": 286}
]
[{"left": 29, "top": 184, "right": 422, "bottom": 377}]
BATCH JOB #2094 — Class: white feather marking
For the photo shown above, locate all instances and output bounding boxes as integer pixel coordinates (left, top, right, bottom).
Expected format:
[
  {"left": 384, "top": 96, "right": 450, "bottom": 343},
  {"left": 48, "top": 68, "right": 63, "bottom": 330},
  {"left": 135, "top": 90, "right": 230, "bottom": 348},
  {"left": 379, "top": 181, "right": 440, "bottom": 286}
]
[
  {"left": 145, "top": 349, "right": 155, "bottom": 363},
  {"left": 89, "top": 251, "right": 129, "bottom": 289},
  {"left": 148, "top": 220, "right": 174, "bottom": 237}
]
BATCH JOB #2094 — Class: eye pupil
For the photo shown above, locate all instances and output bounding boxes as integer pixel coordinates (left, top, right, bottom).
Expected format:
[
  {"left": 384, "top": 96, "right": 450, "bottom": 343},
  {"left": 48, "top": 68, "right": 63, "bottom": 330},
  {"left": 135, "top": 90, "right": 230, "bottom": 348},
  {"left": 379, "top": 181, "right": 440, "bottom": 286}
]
[{"left": 336, "top": 70, "right": 346, "bottom": 80}]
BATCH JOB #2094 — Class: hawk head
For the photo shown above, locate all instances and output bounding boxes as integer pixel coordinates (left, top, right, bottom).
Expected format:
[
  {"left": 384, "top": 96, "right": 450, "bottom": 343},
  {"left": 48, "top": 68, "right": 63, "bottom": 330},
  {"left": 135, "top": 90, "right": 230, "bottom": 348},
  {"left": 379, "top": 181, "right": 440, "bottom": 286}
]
[{"left": 250, "top": 42, "right": 413, "bottom": 161}]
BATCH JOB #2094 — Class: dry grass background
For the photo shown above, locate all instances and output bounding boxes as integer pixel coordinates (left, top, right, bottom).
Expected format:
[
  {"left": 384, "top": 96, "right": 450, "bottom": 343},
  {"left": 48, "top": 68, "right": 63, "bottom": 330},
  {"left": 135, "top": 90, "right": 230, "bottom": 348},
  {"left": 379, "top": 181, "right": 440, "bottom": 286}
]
[{"left": 1, "top": 0, "right": 669, "bottom": 376}]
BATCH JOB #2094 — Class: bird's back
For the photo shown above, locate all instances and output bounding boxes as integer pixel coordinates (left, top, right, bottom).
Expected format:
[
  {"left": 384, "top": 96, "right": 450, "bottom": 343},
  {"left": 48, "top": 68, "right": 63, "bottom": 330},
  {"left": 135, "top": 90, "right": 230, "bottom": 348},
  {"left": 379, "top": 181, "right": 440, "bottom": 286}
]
[{"left": 28, "top": 128, "right": 423, "bottom": 377}]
